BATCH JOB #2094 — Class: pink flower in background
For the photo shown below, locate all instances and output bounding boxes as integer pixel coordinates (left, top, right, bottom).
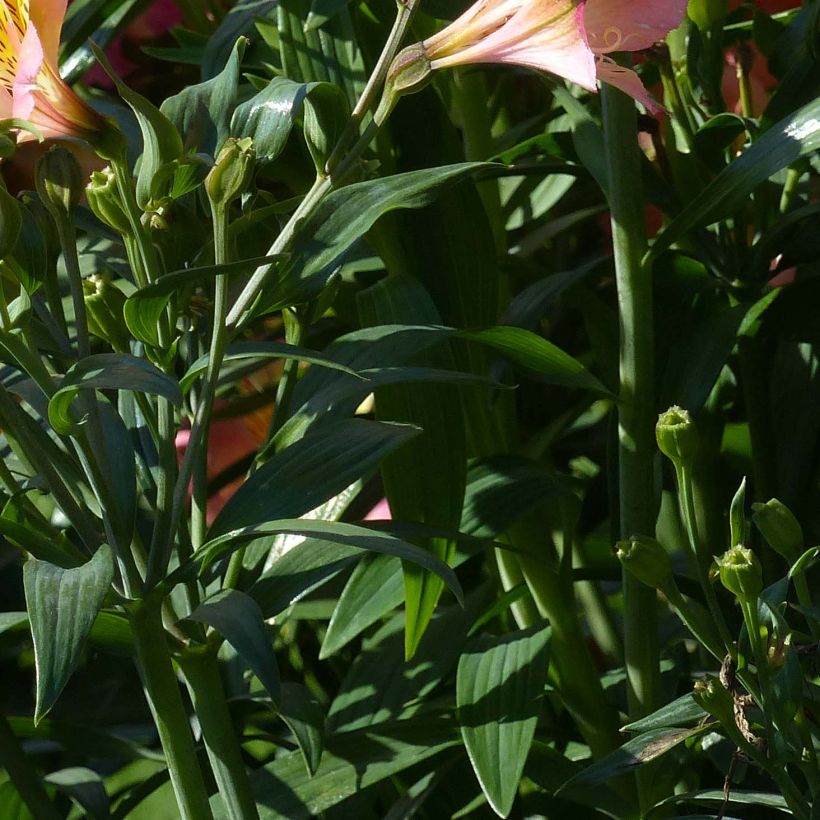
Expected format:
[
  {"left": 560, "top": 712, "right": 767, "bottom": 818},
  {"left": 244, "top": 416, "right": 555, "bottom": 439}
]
[
  {"left": 84, "top": 0, "right": 182, "bottom": 89},
  {"left": 421, "top": 0, "right": 688, "bottom": 112},
  {"left": 0, "top": 0, "right": 106, "bottom": 142}
]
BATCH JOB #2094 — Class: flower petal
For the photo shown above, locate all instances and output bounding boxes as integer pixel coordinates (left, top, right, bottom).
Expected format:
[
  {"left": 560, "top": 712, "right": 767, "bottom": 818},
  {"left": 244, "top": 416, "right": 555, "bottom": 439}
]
[
  {"left": 28, "top": 0, "right": 67, "bottom": 66},
  {"left": 11, "top": 18, "right": 42, "bottom": 120},
  {"left": 596, "top": 58, "right": 664, "bottom": 114},
  {"left": 584, "top": 0, "right": 687, "bottom": 54}
]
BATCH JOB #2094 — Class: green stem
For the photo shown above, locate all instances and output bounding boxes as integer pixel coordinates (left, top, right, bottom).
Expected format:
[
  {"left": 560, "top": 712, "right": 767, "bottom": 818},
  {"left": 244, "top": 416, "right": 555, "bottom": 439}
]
[
  {"left": 0, "top": 714, "right": 61, "bottom": 820},
  {"left": 601, "top": 85, "right": 660, "bottom": 719},
  {"left": 180, "top": 646, "right": 259, "bottom": 820},
  {"left": 128, "top": 597, "right": 214, "bottom": 820},
  {"left": 677, "top": 463, "right": 733, "bottom": 650},
  {"left": 225, "top": 176, "right": 330, "bottom": 330},
  {"left": 324, "top": 0, "right": 421, "bottom": 175}
]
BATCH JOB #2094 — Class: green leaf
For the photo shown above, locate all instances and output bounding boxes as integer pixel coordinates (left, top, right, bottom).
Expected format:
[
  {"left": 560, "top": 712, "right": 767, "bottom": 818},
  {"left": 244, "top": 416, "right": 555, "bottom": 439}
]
[
  {"left": 209, "top": 419, "right": 420, "bottom": 537},
  {"left": 44, "top": 767, "right": 109, "bottom": 820},
  {"left": 23, "top": 545, "right": 115, "bottom": 722},
  {"left": 123, "top": 254, "right": 282, "bottom": 347},
  {"left": 266, "top": 164, "right": 494, "bottom": 312},
  {"left": 235, "top": 718, "right": 461, "bottom": 819},
  {"left": 320, "top": 554, "right": 403, "bottom": 659},
  {"left": 202, "top": 0, "right": 277, "bottom": 80},
  {"left": 457, "top": 624, "right": 551, "bottom": 818},
  {"left": 48, "top": 354, "right": 182, "bottom": 435},
  {"left": 180, "top": 341, "right": 362, "bottom": 393},
  {"left": 561, "top": 727, "right": 704, "bottom": 789},
  {"left": 195, "top": 520, "right": 464, "bottom": 608},
  {"left": 89, "top": 42, "right": 184, "bottom": 208},
  {"left": 328, "top": 602, "right": 476, "bottom": 733},
  {"left": 161, "top": 37, "right": 246, "bottom": 155},
  {"left": 0, "top": 781, "right": 35, "bottom": 820},
  {"left": 730, "top": 477, "right": 747, "bottom": 549},
  {"left": 651, "top": 97, "right": 820, "bottom": 259},
  {"left": 458, "top": 326, "right": 609, "bottom": 395},
  {"left": 621, "top": 694, "right": 708, "bottom": 732},
  {"left": 186, "top": 590, "right": 280, "bottom": 705},
  {"left": 279, "top": 683, "right": 324, "bottom": 776}
]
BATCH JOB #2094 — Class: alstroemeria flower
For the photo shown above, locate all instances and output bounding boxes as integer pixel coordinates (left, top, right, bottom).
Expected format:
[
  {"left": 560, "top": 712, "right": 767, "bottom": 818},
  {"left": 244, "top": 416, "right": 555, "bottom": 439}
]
[
  {"left": 1, "top": 0, "right": 107, "bottom": 143},
  {"left": 421, "top": 0, "right": 688, "bottom": 113}
]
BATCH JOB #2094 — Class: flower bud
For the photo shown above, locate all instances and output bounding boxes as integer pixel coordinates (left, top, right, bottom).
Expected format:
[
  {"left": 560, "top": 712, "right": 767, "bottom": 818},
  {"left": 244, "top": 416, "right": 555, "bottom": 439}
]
[
  {"left": 205, "top": 137, "right": 255, "bottom": 208},
  {"left": 616, "top": 535, "right": 677, "bottom": 598},
  {"left": 688, "top": 0, "right": 728, "bottom": 31},
  {"left": 656, "top": 405, "right": 699, "bottom": 469},
  {"left": 0, "top": 184, "right": 22, "bottom": 261},
  {"left": 752, "top": 498, "right": 803, "bottom": 565},
  {"left": 35, "top": 146, "right": 84, "bottom": 221},
  {"left": 87, "top": 167, "right": 132, "bottom": 236},
  {"left": 692, "top": 675, "right": 735, "bottom": 726},
  {"left": 715, "top": 545, "right": 763, "bottom": 603},
  {"left": 374, "top": 44, "right": 433, "bottom": 125},
  {"left": 83, "top": 275, "right": 129, "bottom": 351}
]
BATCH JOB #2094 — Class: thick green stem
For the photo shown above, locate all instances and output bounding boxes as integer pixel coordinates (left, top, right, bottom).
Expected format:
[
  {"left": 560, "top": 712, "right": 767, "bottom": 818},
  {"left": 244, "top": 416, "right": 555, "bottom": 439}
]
[
  {"left": 128, "top": 598, "right": 214, "bottom": 820},
  {"left": 0, "top": 714, "right": 61, "bottom": 820},
  {"left": 180, "top": 646, "right": 258, "bottom": 820},
  {"left": 602, "top": 85, "right": 660, "bottom": 720}
]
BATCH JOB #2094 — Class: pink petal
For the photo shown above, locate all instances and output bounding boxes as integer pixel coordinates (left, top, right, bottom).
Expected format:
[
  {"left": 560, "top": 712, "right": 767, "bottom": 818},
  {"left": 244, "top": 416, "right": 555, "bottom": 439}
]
[
  {"left": 584, "top": 0, "right": 688, "bottom": 54},
  {"left": 28, "top": 0, "right": 69, "bottom": 65},
  {"left": 11, "top": 22, "right": 44, "bottom": 121},
  {"left": 595, "top": 58, "right": 665, "bottom": 114}
]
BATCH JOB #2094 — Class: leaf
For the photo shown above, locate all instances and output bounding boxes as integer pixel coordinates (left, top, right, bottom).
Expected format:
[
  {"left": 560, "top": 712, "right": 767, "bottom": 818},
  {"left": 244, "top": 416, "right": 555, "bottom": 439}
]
[
  {"left": 209, "top": 419, "right": 420, "bottom": 537},
  {"left": 458, "top": 326, "right": 609, "bottom": 395},
  {"left": 194, "top": 520, "right": 464, "bottom": 608},
  {"left": 651, "top": 97, "right": 820, "bottom": 259},
  {"left": 457, "top": 624, "right": 551, "bottom": 818},
  {"left": 48, "top": 354, "right": 182, "bottom": 435},
  {"left": 621, "top": 694, "right": 708, "bottom": 732},
  {"left": 89, "top": 42, "right": 183, "bottom": 208},
  {"left": 161, "top": 37, "right": 246, "bottom": 155},
  {"left": 123, "top": 254, "right": 281, "bottom": 347},
  {"left": 261, "top": 163, "right": 494, "bottom": 313},
  {"left": 186, "top": 589, "right": 280, "bottom": 706},
  {"left": 234, "top": 718, "right": 461, "bottom": 819},
  {"left": 202, "top": 0, "right": 278, "bottom": 80},
  {"left": 279, "top": 683, "right": 324, "bottom": 776},
  {"left": 319, "top": 554, "right": 403, "bottom": 659},
  {"left": 180, "top": 341, "right": 362, "bottom": 393},
  {"left": 44, "top": 767, "right": 109, "bottom": 820},
  {"left": 560, "top": 727, "right": 703, "bottom": 789},
  {"left": 730, "top": 477, "right": 747, "bottom": 549},
  {"left": 23, "top": 545, "right": 115, "bottom": 722},
  {"left": 328, "top": 602, "right": 476, "bottom": 733}
]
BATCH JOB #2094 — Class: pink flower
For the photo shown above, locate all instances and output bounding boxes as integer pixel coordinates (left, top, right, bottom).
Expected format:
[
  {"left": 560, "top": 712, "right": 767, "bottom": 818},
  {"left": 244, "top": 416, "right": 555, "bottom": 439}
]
[
  {"left": 0, "top": 0, "right": 107, "bottom": 143},
  {"left": 421, "top": 0, "right": 688, "bottom": 113}
]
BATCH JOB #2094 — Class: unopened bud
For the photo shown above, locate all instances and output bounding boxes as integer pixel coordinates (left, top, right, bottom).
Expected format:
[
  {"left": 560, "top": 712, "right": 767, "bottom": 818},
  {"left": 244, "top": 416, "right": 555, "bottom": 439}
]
[
  {"left": 35, "top": 146, "right": 83, "bottom": 220},
  {"left": 374, "top": 44, "right": 432, "bottom": 126},
  {"left": 693, "top": 675, "right": 734, "bottom": 725},
  {"left": 715, "top": 545, "right": 763, "bottom": 603},
  {"left": 83, "top": 275, "right": 129, "bottom": 351},
  {"left": 0, "top": 184, "right": 22, "bottom": 261},
  {"left": 205, "top": 137, "right": 255, "bottom": 207},
  {"left": 616, "top": 535, "right": 677, "bottom": 598},
  {"left": 752, "top": 498, "right": 803, "bottom": 565},
  {"left": 87, "top": 167, "right": 132, "bottom": 236},
  {"left": 656, "top": 405, "right": 699, "bottom": 469}
]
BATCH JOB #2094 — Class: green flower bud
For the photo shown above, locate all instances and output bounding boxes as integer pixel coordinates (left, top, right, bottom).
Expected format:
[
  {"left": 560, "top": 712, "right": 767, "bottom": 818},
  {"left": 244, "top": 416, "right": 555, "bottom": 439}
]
[
  {"left": 0, "top": 184, "right": 22, "bottom": 261},
  {"left": 715, "top": 545, "right": 763, "bottom": 603},
  {"left": 374, "top": 44, "right": 433, "bottom": 126},
  {"left": 87, "top": 167, "right": 132, "bottom": 236},
  {"left": 205, "top": 137, "right": 255, "bottom": 207},
  {"left": 83, "top": 275, "right": 129, "bottom": 351},
  {"left": 35, "top": 146, "right": 84, "bottom": 221},
  {"left": 615, "top": 535, "right": 677, "bottom": 598},
  {"left": 656, "top": 405, "right": 699, "bottom": 469},
  {"left": 752, "top": 498, "right": 803, "bottom": 565},
  {"left": 687, "top": 0, "right": 728, "bottom": 32},
  {"left": 692, "top": 675, "right": 734, "bottom": 726}
]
